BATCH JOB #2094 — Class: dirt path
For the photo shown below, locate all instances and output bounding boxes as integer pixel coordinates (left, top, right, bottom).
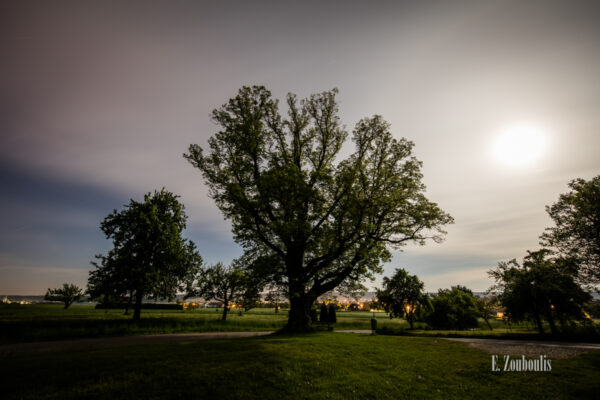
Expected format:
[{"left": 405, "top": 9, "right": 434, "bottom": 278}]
[
  {"left": 445, "top": 337, "right": 600, "bottom": 359},
  {"left": 0, "top": 331, "right": 273, "bottom": 355}
]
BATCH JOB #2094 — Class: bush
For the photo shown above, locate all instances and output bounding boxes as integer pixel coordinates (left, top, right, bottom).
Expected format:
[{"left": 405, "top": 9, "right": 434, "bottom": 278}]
[
  {"left": 328, "top": 304, "right": 337, "bottom": 324},
  {"left": 425, "top": 287, "right": 479, "bottom": 330}
]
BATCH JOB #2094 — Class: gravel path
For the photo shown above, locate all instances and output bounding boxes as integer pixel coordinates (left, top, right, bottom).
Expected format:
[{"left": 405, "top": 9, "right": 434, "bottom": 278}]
[{"left": 445, "top": 337, "right": 600, "bottom": 359}]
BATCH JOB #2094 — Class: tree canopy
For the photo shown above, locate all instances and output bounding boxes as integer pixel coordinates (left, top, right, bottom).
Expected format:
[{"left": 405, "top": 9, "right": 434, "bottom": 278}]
[
  {"left": 186, "top": 261, "right": 261, "bottom": 320},
  {"left": 489, "top": 249, "right": 592, "bottom": 334},
  {"left": 425, "top": 286, "right": 479, "bottom": 330},
  {"left": 185, "top": 86, "right": 453, "bottom": 331},
  {"left": 377, "top": 268, "right": 427, "bottom": 329},
  {"left": 44, "top": 283, "right": 83, "bottom": 309},
  {"left": 87, "top": 189, "right": 202, "bottom": 320},
  {"left": 540, "top": 175, "right": 600, "bottom": 287}
]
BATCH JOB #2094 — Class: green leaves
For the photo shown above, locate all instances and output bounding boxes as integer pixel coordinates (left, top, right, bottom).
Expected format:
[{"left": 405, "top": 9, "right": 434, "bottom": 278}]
[
  {"left": 88, "top": 189, "right": 203, "bottom": 319},
  {"left": 425, "top": 287, "right": 480, "bottom": 330},
  {"left": 44, "top": 283, "right": 83, "bottom": 309},
  {"left": 377, "top": 268, "right": 426, "bottom": 328},
  {"left": 186, "top": 261, "right": 264, "bottom": 320},
  {"left": 540, "top": 175, "right": 600, "bottom": 286},
  {"left": 185, "top": 86, "right": 453, "bottom": 330},
  {"left": 488, "top": 250, "right": 592, "bottom": 333}
]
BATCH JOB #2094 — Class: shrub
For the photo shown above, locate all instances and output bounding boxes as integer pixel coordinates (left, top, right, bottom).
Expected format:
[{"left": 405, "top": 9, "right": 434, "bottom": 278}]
[
  {"left": 328, "top": 304, "right": 337, "bottom": 324},
  {"left": 425, "top": 287, "right": 479, "bottom": 330},
  {"left": 320, "top": 304, "right": 329, "bottom": 322}
]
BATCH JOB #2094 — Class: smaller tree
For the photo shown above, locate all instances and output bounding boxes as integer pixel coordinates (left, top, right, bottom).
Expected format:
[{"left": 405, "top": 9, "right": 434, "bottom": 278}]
[
  {"left": 265, "top": 286, "right": 286, "bottom": 313},
  {"left": 425, "top": 287, "right": 480, "bottom": 330},
  {"left": 87, "top": 189, "right": 203, "bottom": 321},
  {"left": 240, "top": 279, "right": 264, "bottom": 312},
  {"left": 476, "top": 295, "right": 498, "bottom": 330},
  {"left": 45, "top": 283, "right": 83, "bottom": 309},
  {"left": 377, "top": 268, "right": 426, "bottom": 329},
  {"left": 187, "top": 261, "right": 262, "bottom": 321}
]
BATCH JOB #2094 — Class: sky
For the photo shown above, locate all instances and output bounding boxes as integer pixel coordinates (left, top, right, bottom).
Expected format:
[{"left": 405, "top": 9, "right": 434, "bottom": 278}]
[{"left": 1, "top": 0, "right": 599, "bottom": 294}]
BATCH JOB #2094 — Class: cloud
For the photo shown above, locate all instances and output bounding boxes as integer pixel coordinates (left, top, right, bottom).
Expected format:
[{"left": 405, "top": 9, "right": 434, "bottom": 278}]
[
  {"left": 0, "top": 265, "right": 89, "bottom": 295},
  {"left": 1, "top": 0, "right": 600, "bottom": 293}
]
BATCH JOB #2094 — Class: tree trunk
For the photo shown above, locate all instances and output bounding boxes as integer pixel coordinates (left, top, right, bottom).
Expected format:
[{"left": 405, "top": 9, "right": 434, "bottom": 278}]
[
  {"left": 534, "top": 312, "right": 544, "bottom": 334},
  {"left": 222, "top": 299, "right": 229, "bottom": 321},
  {"left": 63, "top": 301, "right": 71, "bottom": 309},
  {"left": 133, "top": 292, "right": 143, "bottom": 321},
  {"left": 484, "top": 317, "right": 493, "bottom": 330},
  {"left": 124, "top": 294, "right": 133, "bottom": 315},
  {"left": 285, "top": 295, "right": 314, "bottom": 332},
  {"left": 547, "top": 312, "right": 558, "bottom": 334}
]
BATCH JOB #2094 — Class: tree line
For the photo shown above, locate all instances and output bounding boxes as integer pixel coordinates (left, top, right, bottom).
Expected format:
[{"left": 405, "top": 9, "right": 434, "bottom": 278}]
[
  {"left": 68, "top": 86, "right": 452, "bottom": 329},
  {"left": 486, "top": 175, "right": 600, "bottom": 334},
  {"left": 376, "top": 176, "right": 600, "bottom": 333}
]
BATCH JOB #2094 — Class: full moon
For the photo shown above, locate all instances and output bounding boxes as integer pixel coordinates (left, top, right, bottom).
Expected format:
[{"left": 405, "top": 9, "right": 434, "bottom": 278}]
[{"left": 493, "top": 124, "right": 546, "bottom": 167}]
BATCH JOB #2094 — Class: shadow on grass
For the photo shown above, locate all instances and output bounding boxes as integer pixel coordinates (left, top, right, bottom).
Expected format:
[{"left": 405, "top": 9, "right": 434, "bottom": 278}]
[
  {"left": 0, "top": 316, "right": 286, "bottom": 344},
  {"left": 1, "top": 333, "right": 600, "bottom": 400}
]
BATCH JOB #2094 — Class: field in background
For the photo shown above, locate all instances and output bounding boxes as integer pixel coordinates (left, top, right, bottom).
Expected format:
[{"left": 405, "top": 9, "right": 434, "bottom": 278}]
[
  {"left": 3, "top": 304, "right": 596, "bottom": 344},
  {"left": 0, "top": 304, "right": 408, "bottom": 343},
  {"left": 2, "top": 333, "right": 599, "bottom": 399}
]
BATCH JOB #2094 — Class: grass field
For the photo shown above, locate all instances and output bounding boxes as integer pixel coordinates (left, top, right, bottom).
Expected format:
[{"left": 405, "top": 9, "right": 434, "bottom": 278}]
[
  {"left": 3, "top": 304, "right": 597, "bottom": 344},
  {"left": 2, "top": 332, "right": 599, "bottom": 399},
  {"left": 0, "top": 304, "right": 413, "bottom": 343}
]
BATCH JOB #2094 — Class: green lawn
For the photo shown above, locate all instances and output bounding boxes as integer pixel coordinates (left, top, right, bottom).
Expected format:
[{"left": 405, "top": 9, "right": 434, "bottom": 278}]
[
  {"left": 3, "top": 304, "right": 597, "bottom": 344},
  {"left": 0, "top": 304, "right": 412, "bottom": 343},
  {"left": 1, "top": 333, "right": 599, "bottom": 399}
]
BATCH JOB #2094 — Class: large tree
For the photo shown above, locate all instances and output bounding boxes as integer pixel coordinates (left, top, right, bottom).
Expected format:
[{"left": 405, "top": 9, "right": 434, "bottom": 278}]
[
  {"left": 87, "top": 189, "right": 203, "bottom": 320},
  {"left": 540, "top": 176, "right": 600, "bottom": 287},
  {"left": 185, "top": 86, "right": 453, "bottom": 331},
  {"left": 377, "top": 268, "right": 426, "bottom": 329}
]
